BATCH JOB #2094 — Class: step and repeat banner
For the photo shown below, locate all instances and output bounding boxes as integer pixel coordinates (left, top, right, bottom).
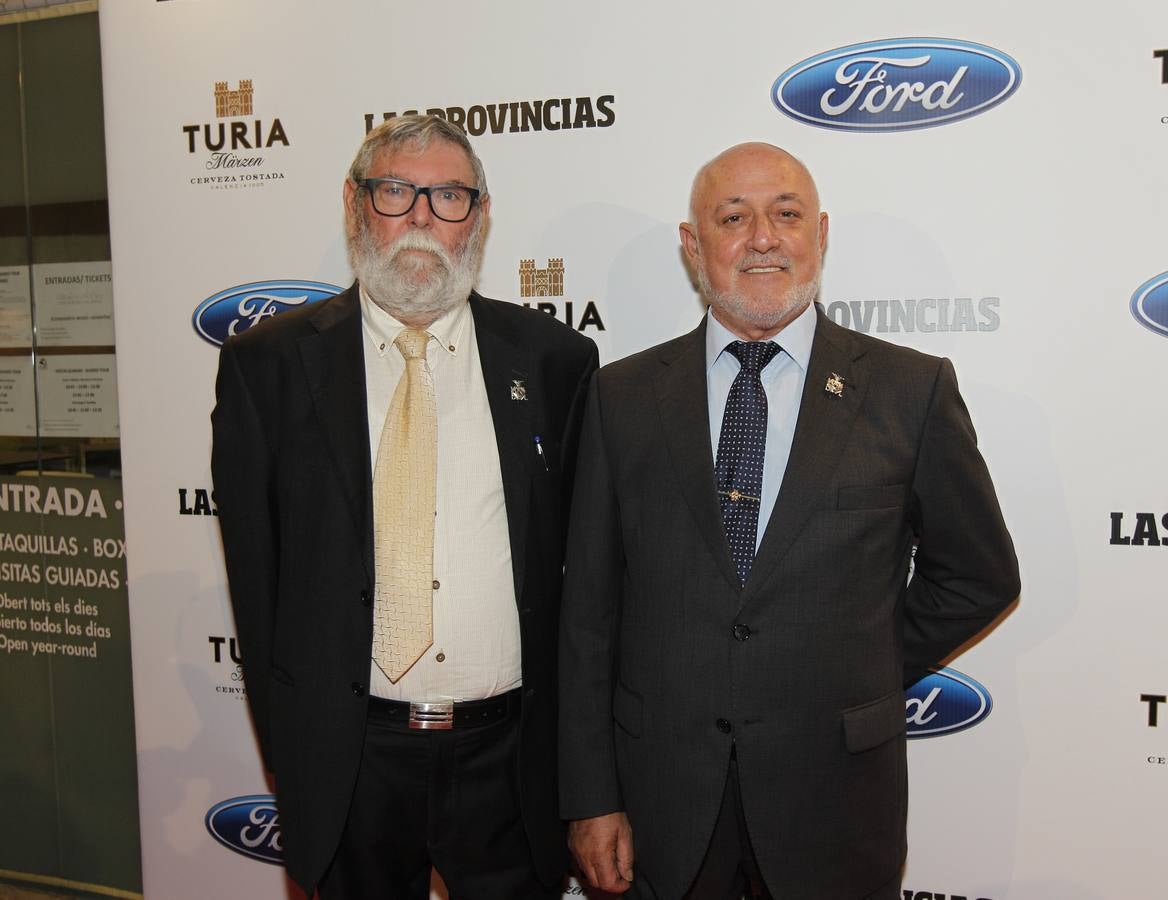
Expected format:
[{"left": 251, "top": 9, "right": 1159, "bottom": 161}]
[{"left": 100, "top": 1, "right": 1166, "bottom": 898}]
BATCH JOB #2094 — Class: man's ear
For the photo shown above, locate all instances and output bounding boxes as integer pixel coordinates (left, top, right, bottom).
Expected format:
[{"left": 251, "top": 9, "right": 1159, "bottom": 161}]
[
  {"left": 679, "top": 221, "right": 700, "bottom": 267},
  {"left": 343, "top": 178, "right": 359, "bottom": 227}
]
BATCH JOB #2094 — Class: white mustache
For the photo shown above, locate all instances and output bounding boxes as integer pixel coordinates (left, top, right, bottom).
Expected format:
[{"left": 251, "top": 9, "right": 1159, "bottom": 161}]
[
  {"left": 739, "top": 253, "right": 792, "bottom": 271},
  {"left": 385, "top": 231, "right": 453, "bottom": 271}
]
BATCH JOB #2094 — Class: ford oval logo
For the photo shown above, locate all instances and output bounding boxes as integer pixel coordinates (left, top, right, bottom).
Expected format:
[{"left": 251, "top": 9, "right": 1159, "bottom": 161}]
[
  {"left": 193, "top": 280, "right": 343, "bottom": 347},
  {"left": 905, "top": 667, "right": 992, "bottom": 738},
  {"left": 1131, "top": 272, "right": 1168, "bottom": 339},
  {"left": 205, "top": 794, "right": 283, "bottom": 865},
  {"left": 772, "top": 38, "right": 1021, "bottom": 132}
]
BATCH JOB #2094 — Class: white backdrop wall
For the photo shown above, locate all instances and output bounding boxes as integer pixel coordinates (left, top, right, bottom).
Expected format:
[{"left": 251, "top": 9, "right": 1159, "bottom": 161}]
[{"left": 100, "top": 2, "right": 1168, "bottom": 898}]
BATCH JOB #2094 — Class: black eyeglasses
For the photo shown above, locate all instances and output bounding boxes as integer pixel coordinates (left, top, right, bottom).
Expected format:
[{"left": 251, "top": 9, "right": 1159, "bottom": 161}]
[{"left": 358, "top": 178, "right": 482, "bottom": 223}]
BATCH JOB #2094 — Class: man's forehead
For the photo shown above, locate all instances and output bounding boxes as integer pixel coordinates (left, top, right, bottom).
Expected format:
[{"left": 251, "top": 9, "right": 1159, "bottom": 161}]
[
  {"left": 712, "top": 190, "right": 807, "bottom": 210},
  {"left": 694, "top": 144, "right": 819, "bottom": 211},
  {"left": 369, "top": 140, "right": 475, "bottom": 180}
]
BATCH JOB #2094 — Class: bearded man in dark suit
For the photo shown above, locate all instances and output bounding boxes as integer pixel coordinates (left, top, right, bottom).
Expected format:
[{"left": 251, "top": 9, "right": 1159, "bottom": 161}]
[
  {"left": 559, "top": 142, "right": 1019, "bottom": 899},
  {"left": 213, "top": 114, "right": 597, "bottom": 899}
]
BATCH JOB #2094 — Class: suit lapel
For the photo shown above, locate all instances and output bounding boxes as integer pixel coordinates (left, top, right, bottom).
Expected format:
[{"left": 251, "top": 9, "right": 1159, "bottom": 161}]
[
  {"left": 297, "top": 286, "right": 374, "bottom": 582},
  {"left": 654, "top": 320, "right": 741, "bottom": 593},
  {"left": 745, "top": 312, "right": 869, "bottom": 600},
  {"left": 471, "top": 294, "right": 534, "bottom": 602}
]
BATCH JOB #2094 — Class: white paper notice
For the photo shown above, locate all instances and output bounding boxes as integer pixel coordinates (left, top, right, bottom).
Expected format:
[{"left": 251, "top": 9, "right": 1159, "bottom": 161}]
[
  {"left": 0, "top": 266, "right": 33, "bottom": 348},
  {"left": 33, "top": 261, "right": 115, "bottom": 347},
  {"left": 37, "top": 354, "right": 119, "bottom": 438},
  {"left": 0, "top": 356, "right": 36, "bottom": 436}
]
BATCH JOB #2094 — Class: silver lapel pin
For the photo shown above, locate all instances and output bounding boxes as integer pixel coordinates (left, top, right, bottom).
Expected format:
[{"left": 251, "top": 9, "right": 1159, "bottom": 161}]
[
  {"left": 824, "top": 372, "right": 845, "bottom": 398},
  {"left": 510, "top": 379, "right": 527, "bottom": 401}
]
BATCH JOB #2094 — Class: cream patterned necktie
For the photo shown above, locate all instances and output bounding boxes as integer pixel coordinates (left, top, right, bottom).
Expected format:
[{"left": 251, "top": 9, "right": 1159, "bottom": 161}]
[{"left": 372, "top": 328, "right": 436, "bottom": 683}]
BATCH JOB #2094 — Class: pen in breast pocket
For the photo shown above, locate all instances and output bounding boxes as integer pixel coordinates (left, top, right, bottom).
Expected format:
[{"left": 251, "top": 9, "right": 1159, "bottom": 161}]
[{"left": 533, "top": 435, "right": 549, "bottom": 471}]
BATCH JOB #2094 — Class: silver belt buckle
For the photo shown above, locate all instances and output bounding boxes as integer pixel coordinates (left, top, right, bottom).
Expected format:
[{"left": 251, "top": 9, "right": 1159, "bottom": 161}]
[{"left": 409, "top": 701, "right": 454, "bottom": 730}]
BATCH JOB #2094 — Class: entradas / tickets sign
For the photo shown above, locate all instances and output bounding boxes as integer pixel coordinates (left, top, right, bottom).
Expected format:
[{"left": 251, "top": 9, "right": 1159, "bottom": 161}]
[{"left": 0, "top": 474, "right": 140, "bottom": 893}]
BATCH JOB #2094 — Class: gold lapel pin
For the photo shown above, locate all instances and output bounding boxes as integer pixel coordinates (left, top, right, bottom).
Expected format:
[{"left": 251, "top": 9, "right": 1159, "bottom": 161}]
[
  {"left": 824, "top": 373, "right": 845, "bottom": 398},
  {"left": 510, "top": 379, "right": 527, "bottom": 401}
]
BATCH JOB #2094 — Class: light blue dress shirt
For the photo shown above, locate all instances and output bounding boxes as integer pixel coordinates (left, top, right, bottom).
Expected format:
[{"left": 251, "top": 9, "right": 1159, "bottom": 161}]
[{"left": 705, "top": 302, "right": 817, "bottom": 552}]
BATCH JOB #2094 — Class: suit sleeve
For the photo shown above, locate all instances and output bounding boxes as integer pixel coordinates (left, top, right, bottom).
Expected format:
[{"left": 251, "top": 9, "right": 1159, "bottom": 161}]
[
  {"left": 903, "top": 357, "right": 1020, "bottom": 685},
  {"left": 556, "top": 342, "right": 600, "bottom": 547},
  {"left": 558, "top": 373, "right": 627, "bottom": 820},
  {"left": 210, "top": 339, "right": 279, "bottom": 771}
]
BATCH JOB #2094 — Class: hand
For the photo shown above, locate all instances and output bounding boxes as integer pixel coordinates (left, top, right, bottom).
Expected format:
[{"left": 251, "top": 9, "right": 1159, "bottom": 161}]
[{"left": 568, "top": 812, "right": 635, "bottom": 894}]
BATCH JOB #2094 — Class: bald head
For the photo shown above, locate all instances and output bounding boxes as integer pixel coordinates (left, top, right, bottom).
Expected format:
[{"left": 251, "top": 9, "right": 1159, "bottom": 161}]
[
  {"left": 680, "top": 142, "right": 828, "bottom": 341},
  {"left": 688, "top": 142, "right": 820, "bottom": 223}
]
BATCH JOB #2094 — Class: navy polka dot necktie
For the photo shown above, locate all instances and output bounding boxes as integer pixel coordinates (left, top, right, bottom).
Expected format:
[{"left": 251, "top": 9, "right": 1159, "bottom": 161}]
[{"left": 714, "top": 340, "right": 780, "bottom": 587}]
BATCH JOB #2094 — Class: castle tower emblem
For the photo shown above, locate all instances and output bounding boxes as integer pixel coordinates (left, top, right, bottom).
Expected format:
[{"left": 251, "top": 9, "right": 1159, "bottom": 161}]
[
  {"left": 518, "top": 258, "right": 564, "bottom": 298},
  {"left": 214, "top": 80, "right": 254, "bottom": 118}
]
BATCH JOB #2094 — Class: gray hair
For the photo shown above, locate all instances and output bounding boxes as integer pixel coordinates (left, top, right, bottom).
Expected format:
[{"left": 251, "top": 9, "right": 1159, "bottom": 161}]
[{"left": 347, "top": 114, "right": 488, "bottom": 195}]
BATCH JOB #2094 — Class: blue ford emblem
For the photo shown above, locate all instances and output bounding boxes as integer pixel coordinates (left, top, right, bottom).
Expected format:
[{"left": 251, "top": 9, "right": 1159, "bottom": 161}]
[
  {"left": 205, "top": 795, "right": 284, "bottom": 864},
  {"left": 905, "top": 668, "right": 992, "bottom": 738},
  {"left": 193, "top": 280, "right": 343, "bottom": 347},
  {"left": 1131, "top": 272, "right": 1168, "bottom": 339},
  {"left": 772, "top": 38, "right": 1021, "bottom": 132}
]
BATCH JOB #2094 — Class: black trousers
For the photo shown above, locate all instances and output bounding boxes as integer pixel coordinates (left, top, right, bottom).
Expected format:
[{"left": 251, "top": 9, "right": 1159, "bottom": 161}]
[
  {"left": 317, "top": 693, "right": 558, "bottom": 900},
  {"left": 679, "top": 756, "right": 903, "bottom": 900},
  {"left": 683, "top": 752, "right": 772, "bottom": 900}
]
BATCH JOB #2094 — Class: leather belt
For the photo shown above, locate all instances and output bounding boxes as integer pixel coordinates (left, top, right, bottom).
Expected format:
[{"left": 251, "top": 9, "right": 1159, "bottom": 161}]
[{"left": 367, "top": 688, "right": 520, "bottom": 731}]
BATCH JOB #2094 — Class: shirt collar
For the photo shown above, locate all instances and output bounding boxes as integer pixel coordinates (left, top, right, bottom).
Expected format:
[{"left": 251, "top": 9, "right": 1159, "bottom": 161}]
[
  {"left": 359, "top": 284, "right": 472, "bottom": 359},
  {"left": 704, "top": 301, "right": 817, "bottom": 375}
]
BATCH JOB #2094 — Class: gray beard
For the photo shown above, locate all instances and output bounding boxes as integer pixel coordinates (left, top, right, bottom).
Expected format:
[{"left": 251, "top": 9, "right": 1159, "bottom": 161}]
[
  {"left": 348, "top": 216, "right": 483, "bottom": 324},
  {"left": 698, "top": 263, "right": 821, "bottom": 334}
]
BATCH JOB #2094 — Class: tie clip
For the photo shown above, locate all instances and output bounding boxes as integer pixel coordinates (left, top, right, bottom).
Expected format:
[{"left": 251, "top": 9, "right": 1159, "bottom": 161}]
[{"left": 719, "top": 489, "right": 760, "bottom": 503}]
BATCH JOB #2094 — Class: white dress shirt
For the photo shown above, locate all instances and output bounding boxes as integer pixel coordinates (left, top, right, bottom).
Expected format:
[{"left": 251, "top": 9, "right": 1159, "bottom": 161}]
[
  {"left": 705, "top": 302, "right": 817, "bottom": 551},
  {"left": 360, "top": 287, "right": 521, "bottom": 702}
]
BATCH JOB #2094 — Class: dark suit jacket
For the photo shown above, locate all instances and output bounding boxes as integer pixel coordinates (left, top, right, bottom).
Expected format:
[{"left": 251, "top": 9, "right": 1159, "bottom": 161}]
[
  {"left": 212, "top": 285, "right": 598, "bottom": 896},
  {"left": 559, "top": 307, "right": 1019, "bottom": 899}
]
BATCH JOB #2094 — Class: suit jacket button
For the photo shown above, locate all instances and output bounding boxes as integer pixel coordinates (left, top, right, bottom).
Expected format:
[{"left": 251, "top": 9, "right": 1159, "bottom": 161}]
[
  {"left": 351, "top": 682, "right": 365, "bottom": 697},
  {"left": 360, "top": 589, "right": 371, "bottom": 607},
  {"left": 732, "top": 623, "right": 751, "bottom": 642},
  {"left": 716, "top": 718, "right": 732, "bottom": 734}
]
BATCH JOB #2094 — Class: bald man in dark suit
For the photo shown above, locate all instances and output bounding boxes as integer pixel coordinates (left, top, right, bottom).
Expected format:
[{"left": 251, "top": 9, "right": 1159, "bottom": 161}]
[{"left": 559, "top": 143, "right": 1019, "bottom": 899}]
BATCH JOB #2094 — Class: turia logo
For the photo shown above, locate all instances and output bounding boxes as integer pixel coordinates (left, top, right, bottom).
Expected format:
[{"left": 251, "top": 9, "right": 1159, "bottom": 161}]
[
  {"left": 772, "top": 38, "right": 1021, "bottom": 132},
  {"left": 193, "top": 280, "right": 342, "bottom": 347},
  {"left": 1130, "top": 272, "right": 1168, "bottom": 339},
  {"left": 905, "top": 667, "right": 992, "bottom": 738},
  {"left": 205, "top": 795, "right": 282, "bottom": 864},
  {"left": 517, "top": 258, "right": 606, "bottom": 332},
  {"left": 207, "top": 635, "right": 246, "bottom": 700},
  {"left": 182, "top": 79, "right": 290, "bottom": 189}
]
